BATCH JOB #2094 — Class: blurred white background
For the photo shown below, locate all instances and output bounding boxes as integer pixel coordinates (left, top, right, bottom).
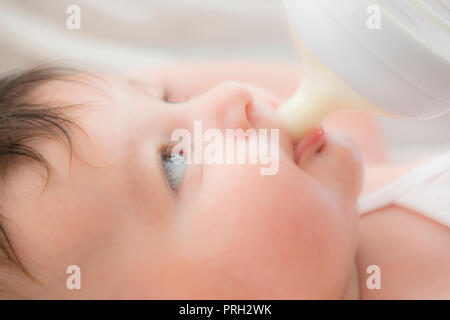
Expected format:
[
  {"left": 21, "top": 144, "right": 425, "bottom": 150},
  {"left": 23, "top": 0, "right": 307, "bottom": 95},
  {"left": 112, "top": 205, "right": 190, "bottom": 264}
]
[{"left": 0, "top": 0, "right": 449, "bottom": 162}]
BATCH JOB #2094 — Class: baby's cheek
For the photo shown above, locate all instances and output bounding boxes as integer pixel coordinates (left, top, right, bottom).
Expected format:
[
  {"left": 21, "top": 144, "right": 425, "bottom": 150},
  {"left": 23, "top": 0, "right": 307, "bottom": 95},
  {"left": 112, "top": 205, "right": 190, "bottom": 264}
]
[
  {"left": 248, "top": 184, "right": 349, "bottom": 297},
  {"left": 179, "top": 169, "right": 350, "bottom": 298}
]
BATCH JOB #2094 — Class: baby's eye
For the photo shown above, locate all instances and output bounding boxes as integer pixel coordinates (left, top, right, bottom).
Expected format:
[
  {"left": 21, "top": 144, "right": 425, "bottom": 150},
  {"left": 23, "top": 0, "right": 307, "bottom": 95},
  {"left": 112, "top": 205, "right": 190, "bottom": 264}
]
[
  {"left": 165, "top": 99, "right": 182, "bottom": 104},
  {"left": 160, "top": 147, "right": 185, "bottom": 192},
  {"left": 163, "top": 90, "right": 188, "bottom": 104},
  {"left": 163, "top": 97, "right": 183, "bottom": 104}
]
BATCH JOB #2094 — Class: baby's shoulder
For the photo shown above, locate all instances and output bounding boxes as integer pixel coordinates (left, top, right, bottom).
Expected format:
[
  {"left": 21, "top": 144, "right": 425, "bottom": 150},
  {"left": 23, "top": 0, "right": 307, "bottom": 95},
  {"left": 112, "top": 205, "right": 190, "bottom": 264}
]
[{"left": 357, "top": 205, "right": 450, "bottom": 299}]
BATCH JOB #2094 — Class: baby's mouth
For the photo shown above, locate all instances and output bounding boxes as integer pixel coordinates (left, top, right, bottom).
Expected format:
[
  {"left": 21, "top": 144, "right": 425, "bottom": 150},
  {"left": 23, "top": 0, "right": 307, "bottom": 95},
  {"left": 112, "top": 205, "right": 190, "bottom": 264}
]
[
  {"left": 293, "top": 127, "right": 326, "bottom": 165},
  {"left": 246, "top": 101, "right": 326, "bottom": 165}
]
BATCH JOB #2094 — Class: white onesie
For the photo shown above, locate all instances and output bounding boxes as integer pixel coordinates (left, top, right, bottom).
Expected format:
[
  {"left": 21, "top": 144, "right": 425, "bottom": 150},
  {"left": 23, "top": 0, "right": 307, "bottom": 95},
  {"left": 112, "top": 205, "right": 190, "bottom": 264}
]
[{"left": 358, "top": 150, "right": 450, "bottom": 229}]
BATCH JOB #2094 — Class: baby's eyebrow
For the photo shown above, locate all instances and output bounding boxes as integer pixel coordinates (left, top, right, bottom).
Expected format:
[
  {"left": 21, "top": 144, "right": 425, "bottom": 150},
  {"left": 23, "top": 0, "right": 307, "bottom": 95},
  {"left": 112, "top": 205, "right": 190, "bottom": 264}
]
[{"left": 127, "top": 78, "right": 163, "bottom": 99}]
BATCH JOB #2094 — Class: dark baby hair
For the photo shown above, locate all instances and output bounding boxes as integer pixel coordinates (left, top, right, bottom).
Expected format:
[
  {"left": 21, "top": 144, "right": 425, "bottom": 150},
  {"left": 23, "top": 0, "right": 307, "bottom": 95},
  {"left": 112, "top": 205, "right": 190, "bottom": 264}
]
[{"left": 0, "top": 66, "right": 79, "bottom": 286}]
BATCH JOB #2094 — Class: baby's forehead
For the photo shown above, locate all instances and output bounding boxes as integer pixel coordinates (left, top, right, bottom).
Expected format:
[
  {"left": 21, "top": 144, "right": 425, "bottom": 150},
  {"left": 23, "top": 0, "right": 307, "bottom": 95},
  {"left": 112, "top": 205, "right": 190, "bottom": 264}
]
[
  {"left": 32, "top": 73, "right": 164, "bottom": 108},
  {"left": 28, "top": 73, "right": 112, "bottom": 105}
]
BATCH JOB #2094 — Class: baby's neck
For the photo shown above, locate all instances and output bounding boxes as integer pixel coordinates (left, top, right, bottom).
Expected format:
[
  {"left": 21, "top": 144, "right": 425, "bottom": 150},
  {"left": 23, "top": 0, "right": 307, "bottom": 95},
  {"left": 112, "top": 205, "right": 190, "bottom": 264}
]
[{"left": 341, "top": 261, "right": 360, "bottom": 300}]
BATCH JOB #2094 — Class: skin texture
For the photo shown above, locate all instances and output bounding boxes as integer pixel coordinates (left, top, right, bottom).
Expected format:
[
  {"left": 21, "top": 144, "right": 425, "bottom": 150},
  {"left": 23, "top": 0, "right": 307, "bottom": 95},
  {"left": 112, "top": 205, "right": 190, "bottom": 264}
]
[
  {"left": 2, "top": 61, "right": 447, "bottom": 299},
  {"left": 135, "top": 62, "right": 450, "bottom": 299},
  {"left": 0, "top": 62, "right": 363, "bottom": 299}
]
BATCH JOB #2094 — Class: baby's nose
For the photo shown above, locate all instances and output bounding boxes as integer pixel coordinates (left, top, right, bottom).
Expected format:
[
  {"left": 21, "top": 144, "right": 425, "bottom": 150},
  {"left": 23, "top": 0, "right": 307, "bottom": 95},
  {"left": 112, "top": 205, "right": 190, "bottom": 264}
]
[{"left": 203, "top": 81, "right": 253, "bottom": 130}]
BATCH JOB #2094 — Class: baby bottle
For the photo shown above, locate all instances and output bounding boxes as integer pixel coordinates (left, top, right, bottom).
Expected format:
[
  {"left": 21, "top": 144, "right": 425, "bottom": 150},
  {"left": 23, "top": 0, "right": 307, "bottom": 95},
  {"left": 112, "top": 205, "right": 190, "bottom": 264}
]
[{"left": 277, "top": 0, "right": 450, "bottom": 142}]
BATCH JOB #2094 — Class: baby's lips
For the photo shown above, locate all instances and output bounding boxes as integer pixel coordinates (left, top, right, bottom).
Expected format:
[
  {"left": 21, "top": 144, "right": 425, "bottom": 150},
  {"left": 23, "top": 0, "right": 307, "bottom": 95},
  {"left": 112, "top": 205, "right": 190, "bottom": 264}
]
[{"left": 294, "top": 127, "right": 326, "bottom": 165}]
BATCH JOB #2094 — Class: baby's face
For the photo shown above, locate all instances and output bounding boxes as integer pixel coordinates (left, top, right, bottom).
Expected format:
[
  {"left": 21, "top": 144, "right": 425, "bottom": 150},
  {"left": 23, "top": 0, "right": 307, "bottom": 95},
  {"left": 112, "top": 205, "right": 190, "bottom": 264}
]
[{"left": 6, "top": 68, "right": 362, "bottom": 299}]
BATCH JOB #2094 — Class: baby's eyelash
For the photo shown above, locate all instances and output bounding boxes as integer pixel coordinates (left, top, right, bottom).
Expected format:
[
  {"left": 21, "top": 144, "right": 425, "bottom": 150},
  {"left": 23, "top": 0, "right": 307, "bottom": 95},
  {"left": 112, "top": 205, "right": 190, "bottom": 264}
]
[
  {"left": 163, "top": 89, "right": 188, "bottom": 104},
  {"left": 161, "top": 145, "right": 177, "bottom": 161},
  {"left": 163, "top": 89, "right": 178, "bottom": 103},
  {"left": 162, "top": 92, "right": 171, "bottom": 103},
  {"left": 164, "top": 97, "right": 183, "bottom": 104}
]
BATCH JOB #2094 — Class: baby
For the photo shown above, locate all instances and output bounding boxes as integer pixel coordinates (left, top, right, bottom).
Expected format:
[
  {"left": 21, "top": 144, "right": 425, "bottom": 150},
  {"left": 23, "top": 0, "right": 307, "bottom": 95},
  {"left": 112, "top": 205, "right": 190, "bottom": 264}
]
[{"left": 0, "top": 61, "right": 448, "bottom": 299}]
